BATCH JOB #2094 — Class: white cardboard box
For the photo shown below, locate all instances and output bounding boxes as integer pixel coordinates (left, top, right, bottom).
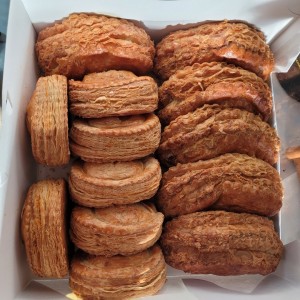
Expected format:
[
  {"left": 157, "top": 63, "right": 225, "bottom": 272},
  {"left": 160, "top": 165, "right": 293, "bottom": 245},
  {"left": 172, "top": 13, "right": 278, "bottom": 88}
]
[{"left": 1, "top": 0, "right": 300, "bottom": 299}]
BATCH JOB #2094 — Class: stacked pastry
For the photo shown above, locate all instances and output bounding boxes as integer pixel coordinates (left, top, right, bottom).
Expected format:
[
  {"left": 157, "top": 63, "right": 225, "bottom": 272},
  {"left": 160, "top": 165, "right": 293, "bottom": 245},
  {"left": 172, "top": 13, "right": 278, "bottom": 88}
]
[
  {"left": 154, "top": 20, "right": 284, "bottom": 275},
  {"left": 22, "top": 13, "right": 166, "bottom": 299}
]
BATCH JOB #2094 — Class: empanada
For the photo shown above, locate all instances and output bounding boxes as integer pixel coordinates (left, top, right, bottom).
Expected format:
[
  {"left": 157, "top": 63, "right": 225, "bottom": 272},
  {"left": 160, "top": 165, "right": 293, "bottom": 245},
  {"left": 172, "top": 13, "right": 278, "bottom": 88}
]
[
  {"left": 158, "top": 153, "right": 283, "bottom": 217},
  {"left": 160, "top": 211, "right": 283, "bottom": 275},
  {"left": 155, "top": 20, "right": 274, "bottom": 80},
  {"left": 36, "top": 13, "right": 155, "bottom": 78}
]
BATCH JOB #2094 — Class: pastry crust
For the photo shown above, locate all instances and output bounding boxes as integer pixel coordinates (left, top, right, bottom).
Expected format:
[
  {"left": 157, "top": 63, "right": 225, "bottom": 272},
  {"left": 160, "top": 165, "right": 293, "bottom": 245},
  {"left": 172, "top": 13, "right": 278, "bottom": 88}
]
[
  {"left": 69, "top": 245, "right": 166, "bottom": 299},
  {"left": 21, "top": 179, "right": 69, "bottom": 278},
  {"left": 157, "top": 153, "right": 283, "bottom": 217},
  {"left": 160, "top": 211, "right": 283, "bottom": 275},
  {"left": 70, "top": 114, "right": 161, "bottom": 162},
  {"left": 26, "top": 75, "right": 69, "bottom": 166},
  {"left": 70, "top": 203, "right": 164, "bottom": 256},
  {"left": 69, "top": 71, "right": 158, "bottom": 118},
  {"left": 158, "top": 105, "right": 279, "bottom": 166},
  {"left": 69, "top": 157, "right": 161, "bottom": 207},
  {"left": 158, "top": 62, "right": 272, "bottom": 124},
  {"left": 154, "top": 20, "right": 274, "bottom": 80},
  {"left": 36, "top": 13, "right": 155, "bottom": 78}
]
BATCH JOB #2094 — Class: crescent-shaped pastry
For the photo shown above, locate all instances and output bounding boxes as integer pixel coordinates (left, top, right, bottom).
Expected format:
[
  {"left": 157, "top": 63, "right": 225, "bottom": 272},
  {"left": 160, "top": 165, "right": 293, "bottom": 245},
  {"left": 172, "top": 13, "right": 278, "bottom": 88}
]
[
  {"left": 158, "top": 105, "right": 279, "bottom": 166},
  {"left": 36, "top": 13, "right": 155, "bottom": 78},
  {"left": 68, "top": 71, "right": 158, "bottom": 118},
  {"left": 158, "top": 62, "right": 272, "bottom": 124},
  {"left": 70, "top": 114, "right": 161, "bottom": 162},
  {"left": 26, "top": 75, "right": 69, "bottom": 166},
  {"left": 154, "top": 20, "right": 274, "bottom": 80},
  {"left": 69, "top": 245, "right": 166, "bottom": 299},
  {"left": 69, "top": 157, "right": 161, "bottom": 207},
  {"left": 160, "top": 211, "right": 283, "bottom": 275},
  {"left": 157, "top": 153, "right": 283, "bottom": 218},
  {"left": 21, "top": 179, "right": 69, "bottom": 278},
  {"left": 70, "top": 203, "right": 164, "bottom": 256}
]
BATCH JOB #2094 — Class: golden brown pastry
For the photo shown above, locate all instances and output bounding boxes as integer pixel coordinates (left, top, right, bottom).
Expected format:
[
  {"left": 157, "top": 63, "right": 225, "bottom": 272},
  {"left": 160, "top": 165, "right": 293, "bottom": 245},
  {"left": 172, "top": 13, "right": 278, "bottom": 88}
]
[
  {"left": 154, "top": 20, "right": 274, "bottom": 80},
  {"left": 68, "top": 71, "right": 158, "bottom": 118},
  {"left": 158, "top": 105, "right": 279, "bottom": 166},
  {"left": 69, "top": 157, "right": 161, "bottom": 208},
  {"left": 70, "top": 203, "right": 164, "bottom": 256},
  {"left": 160, "top": 211, "right": 283, "bottom": 275},
  {"left": 21, "top": 179, "right": 69, "bottom": 278},
  {"left": 36, "top": 13, "right": 155, "bottom": 78},
  {"left": 158, "top": 62, "right": 272, "bottom": 124},
  {"left": 69, "top": 245, "right": 166, "bottom": 299},
  {"left": 26, "top": 75, "right": 69, "bottom": 166},
  {"left": 157, "top": 153, "right": 283, "bottom": 218},
  {"left": 70, "top": 114, "right": 161, "bottom": 162}
]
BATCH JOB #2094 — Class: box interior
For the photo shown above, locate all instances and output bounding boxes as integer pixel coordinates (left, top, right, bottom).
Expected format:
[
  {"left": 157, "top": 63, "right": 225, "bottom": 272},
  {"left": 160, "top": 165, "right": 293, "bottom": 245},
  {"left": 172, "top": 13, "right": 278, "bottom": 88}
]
[{"left": 1, "top": 0, "right": 300, "bottom": 299}]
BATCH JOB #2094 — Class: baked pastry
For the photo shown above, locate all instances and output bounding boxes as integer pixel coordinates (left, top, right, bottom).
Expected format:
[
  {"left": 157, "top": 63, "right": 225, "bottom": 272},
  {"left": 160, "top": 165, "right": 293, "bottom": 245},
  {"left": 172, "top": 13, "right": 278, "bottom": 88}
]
[
  {"left": 158, "top": 104, "right": 279, "bottom": 166},
  {"left": 68, "top": 71, "right": 158, "bottom": 118},
  {"left": 69, "top": 157, "right": 161, "bottom": 207},
  {"left": 157, "top": 153, "right": 283, "bottom": 217},
  {"left": 21, "top": 179, "right": 69, "bottom": 278},
  {"left": 36, "top": 13, "right": 155, "bottom": 78},
  {"left": 26, "top": 75, "right": 69, "bottom": 166},
  {"left": 158, "top": 62, "right": 272, "bottom": 124},
  {"left": 160, "top": 211, "right": 283, "bottom": 275},
  {"left": 69, "top": 245, "right": 166, "bottom": 299},
  {"left": 154, "top": 20, "right": 274, "bottom": 80},
  {"left": 70, "top": 114, "right": 161, "bottom": 162},
  {"left": 70, "top": 203, "right": 164, "bottom": 256}
]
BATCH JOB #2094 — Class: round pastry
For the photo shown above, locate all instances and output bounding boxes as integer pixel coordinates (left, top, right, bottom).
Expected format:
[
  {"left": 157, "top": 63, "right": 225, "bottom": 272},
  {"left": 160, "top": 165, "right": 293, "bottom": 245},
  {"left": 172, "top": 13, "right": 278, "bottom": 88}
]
[
  {"left": 154, "top": 20, "right": 274, "bottom": 80},
  {"left": 69, "top": 245, "right": 166, "bottom": 299},
  {"left": 69, "top": 157, "right": 161, "bottom": 207},
  {"left": 157, "top": 153, "right": 283, "bottom": 217},
  {"left": 26, "top": 75, "right": 69, "bottom": 166},
  {"left": 21, "top": 179, "right": 69, "bottom": 278},
  {"left": 70, "top": 203, "right": 164, "bottom": 256},
  {"left": 158, "top": 62, "right": 272, "bottom": 124},
  {"left": 158, "top": 104, "right": 280, "bottom": 166},
  {"left": 69, "top": 114, "right": 161, "bottom": 162},
  {"left": 36, "top": 13, "right": 155, "bottom": 78},
  {"left": 68, "top": 70, "right": 158, "bottom": 118},
  {"left": 160, "top": 211, "right": 283, "bottom": 275}
]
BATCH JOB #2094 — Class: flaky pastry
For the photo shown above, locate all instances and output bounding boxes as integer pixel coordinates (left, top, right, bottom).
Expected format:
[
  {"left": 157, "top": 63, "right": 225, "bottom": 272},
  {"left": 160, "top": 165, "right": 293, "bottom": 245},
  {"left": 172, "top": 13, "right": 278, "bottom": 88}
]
[
  {"left": 26, "top": 75, "right": 69, "bottom": 166},
  {"left": 158, "top": 153, "right": 283, "bottom": 217},
  {"left": 160, "top": 211, "right": 283, "bottom": 275},
  {"left": 158, "top": 62, "right": 272, "bottom": 124},
  {"left": 69, "top": 157, "right": 161, "bottom": 207},
  {"left": 21, "top": 179, "right": 69, "bottom": 278},
  {"left": 36, "top": 13, "right": 155, "bottom": 78},
  {"left": 70, "top": 203, "right": 164, "bottom": 256},
  {"left": 69, "top": 71, "right": 158, "bottom": 118},
  {"left": 70, "top": 114, "right": 161, "bottom": 162},
  {"left": 154, "top": 20, "right": 274, "bottom": 80},
  {"left": 158, "top": 105, "right": 279, "bottom": 166}
]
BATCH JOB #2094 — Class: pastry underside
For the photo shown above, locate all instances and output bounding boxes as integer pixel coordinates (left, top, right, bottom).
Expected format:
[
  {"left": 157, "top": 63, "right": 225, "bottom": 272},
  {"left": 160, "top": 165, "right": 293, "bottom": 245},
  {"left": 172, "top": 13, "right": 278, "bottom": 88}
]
[
  {"left": 69, "top": 157, "right": 161, "bottom": 207},
  {"left": 160, "top": 211, "right": 283, "bottom": 276},
  {"left": 36, "top": 13, "right": 155, "bottom": 78},
  {"left": 70, "top": 203, "right": 164, "bottom": 256},
  {"left": 26, "top": 75, "right": 69, "bottom": 166},
  {"left": 69, "top": 244, "right": 166, "bottom": 299},
  {"left": 158, "top": 62, "right": 272, "bottom": 125},
  {"left": 154, "top": 20, "right": 274, "bottom": 81},
  {"left": 157, "top": 153, "right": 282, "bottom": 218},
  {"left": 21, "top": 179, "right": 69, "bottom": 278},
  {"left": 158, "top": 104, "right": 279, "bottom": 166},
  {"left": 70, "top": 114, "right": 161, "bottom": 162},
  {"left": 69, "top": 71, "right": 158, "bottom": 118}
]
